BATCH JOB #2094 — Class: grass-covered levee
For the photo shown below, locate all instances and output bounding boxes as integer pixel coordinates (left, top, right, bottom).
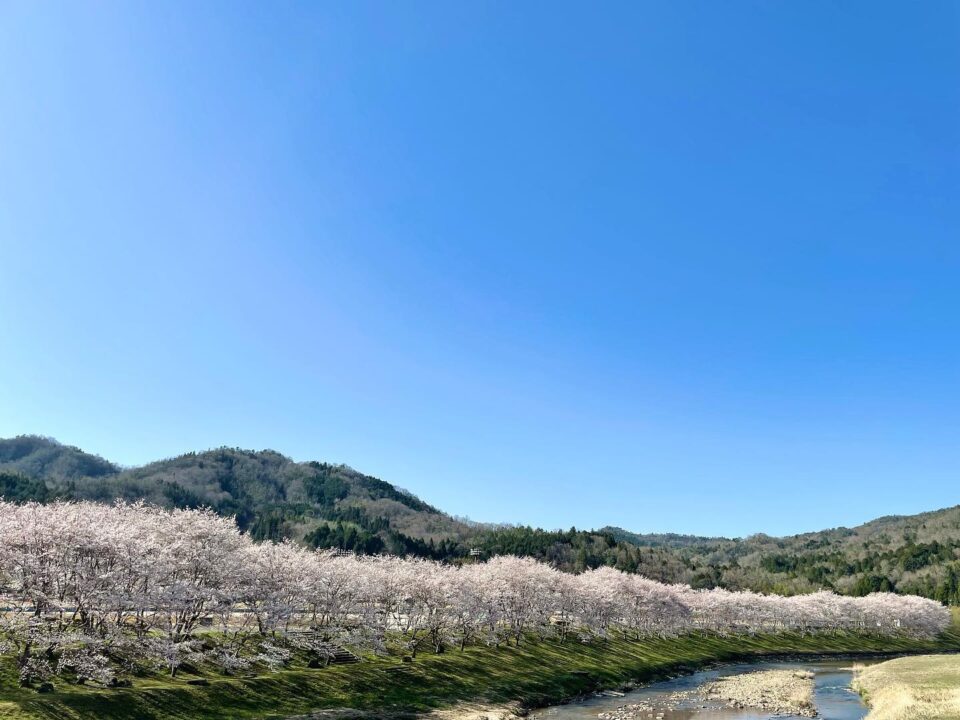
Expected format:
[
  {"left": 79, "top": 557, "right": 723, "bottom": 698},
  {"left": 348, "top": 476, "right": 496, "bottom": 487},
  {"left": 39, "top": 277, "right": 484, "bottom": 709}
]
[
  {"left": 0, "top": 500, "right": 956, "bottom": 720},
  {"left": 1, "top": 613, "right": 958, "bottom": 720}
]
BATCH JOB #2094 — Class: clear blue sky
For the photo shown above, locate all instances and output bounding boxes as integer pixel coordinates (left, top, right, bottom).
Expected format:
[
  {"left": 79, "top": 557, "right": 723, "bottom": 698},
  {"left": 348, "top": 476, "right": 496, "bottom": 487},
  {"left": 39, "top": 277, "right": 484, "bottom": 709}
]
[{"left": 1, "top": 2, "right": 957, "bottom": 538}]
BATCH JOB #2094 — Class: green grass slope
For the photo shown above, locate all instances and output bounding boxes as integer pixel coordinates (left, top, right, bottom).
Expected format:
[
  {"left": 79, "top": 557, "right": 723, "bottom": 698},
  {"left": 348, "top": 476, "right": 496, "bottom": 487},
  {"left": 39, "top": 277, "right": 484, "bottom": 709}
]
[{"left": 4, "top": 617, "right": 959, "bottom": 720}]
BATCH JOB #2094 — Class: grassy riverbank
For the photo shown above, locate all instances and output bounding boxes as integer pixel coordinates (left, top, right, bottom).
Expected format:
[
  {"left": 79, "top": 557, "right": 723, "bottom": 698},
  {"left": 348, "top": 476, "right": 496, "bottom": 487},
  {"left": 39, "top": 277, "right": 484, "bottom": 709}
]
[
  {"left": 855, "top": 652, "right": 960, "bottom": 719},
  {"left": 2, "top": 615, "right": 958, "bottom": 720}
]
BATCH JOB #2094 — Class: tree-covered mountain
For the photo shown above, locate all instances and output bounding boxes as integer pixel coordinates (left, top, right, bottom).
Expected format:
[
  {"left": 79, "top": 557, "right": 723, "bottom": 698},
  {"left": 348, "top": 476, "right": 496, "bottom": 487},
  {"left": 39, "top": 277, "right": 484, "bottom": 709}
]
[
  {"left": 603, "top": 505, "right": 960, "bottom": 604},
  {"left": 0, "top": 435, "right": 118, "bottom": 481},
  {"left": 1, "top": 435, "right": 958, "bottom": 605},
  {"left": 603, "top": 527, "right": 729, "bottom": 549},
  {"left": 0, "top": 436, "right": 471, "bottom": 557}
]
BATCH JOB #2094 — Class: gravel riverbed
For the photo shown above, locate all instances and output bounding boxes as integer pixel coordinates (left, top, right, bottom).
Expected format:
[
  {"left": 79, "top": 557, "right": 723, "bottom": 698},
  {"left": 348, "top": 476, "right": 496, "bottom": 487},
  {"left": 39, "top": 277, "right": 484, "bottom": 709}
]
[
  {"left": 593, "top": 668, "right": 817, "bottom": 719},
  {"left": 698, "top": 669, "right": 816, "bottom": 717}
]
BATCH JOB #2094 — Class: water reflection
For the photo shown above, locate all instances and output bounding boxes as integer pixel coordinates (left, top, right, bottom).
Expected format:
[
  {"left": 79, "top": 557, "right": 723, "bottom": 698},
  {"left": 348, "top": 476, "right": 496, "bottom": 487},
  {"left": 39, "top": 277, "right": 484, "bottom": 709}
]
[{"left": 530, "top": 660, "right": 870, "bottom": 720}]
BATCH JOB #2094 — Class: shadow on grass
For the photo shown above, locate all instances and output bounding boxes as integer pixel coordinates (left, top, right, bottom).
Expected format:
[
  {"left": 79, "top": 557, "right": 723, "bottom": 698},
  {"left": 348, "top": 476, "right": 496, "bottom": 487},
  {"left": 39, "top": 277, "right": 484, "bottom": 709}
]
[{"left": 8, "top": 621, "right": 960, "bottom": 720}]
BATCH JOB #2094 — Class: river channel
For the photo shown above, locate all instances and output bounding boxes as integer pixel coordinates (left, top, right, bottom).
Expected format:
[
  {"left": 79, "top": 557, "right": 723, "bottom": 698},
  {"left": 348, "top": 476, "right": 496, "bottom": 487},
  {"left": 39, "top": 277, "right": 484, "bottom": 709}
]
[{"left": 529, "top": 659, "right": 875, "bottom": 720}]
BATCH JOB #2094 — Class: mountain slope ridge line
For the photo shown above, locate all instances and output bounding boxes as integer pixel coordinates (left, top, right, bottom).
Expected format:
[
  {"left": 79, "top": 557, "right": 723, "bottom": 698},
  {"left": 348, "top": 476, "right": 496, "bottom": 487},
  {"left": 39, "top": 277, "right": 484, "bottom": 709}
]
[{"left": 1, "top": 434, "right": 958, "bottom": 606}]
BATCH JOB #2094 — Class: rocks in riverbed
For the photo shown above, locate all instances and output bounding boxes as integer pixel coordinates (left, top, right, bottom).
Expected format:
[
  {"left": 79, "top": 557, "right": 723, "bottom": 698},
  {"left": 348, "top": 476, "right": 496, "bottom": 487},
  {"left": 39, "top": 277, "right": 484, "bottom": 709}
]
[
  {"left": 698, "top": 669, "right": 816, "bottom": 717},
  {"left": 422, "top": 702, "right": 526, "bottom": 719},
  {"left": 595, "top": 691, "right": 687, "bottom": 719},
  {"left": 593, "top": 668, "right": 817, "bottom": 719}
]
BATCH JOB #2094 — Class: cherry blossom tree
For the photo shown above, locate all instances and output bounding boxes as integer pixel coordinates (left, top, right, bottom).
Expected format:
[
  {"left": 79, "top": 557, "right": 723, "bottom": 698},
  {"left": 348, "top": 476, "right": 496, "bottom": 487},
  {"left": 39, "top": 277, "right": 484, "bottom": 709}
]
[{"left": 0, "top": 499, "right": 951, "bottom": 684}]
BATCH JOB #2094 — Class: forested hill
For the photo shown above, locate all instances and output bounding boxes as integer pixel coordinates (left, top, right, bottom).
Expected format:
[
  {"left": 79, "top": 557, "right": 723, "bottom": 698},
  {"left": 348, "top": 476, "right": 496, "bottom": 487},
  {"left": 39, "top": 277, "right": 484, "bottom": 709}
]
[
  {"left": 603, "top": 527, "right": 728, "bottom": 549},
  {"left": 1, "top": 435, "right": 959, "bottom": 605},
  {"left": 605, "top": 506, "right": 960, "bottom": 604},
  {"left": 0, "top": 434, "right": 118, "bottom": 481},
  {"left": 0, "top": 435, "right": 473, "bottom": 556}
]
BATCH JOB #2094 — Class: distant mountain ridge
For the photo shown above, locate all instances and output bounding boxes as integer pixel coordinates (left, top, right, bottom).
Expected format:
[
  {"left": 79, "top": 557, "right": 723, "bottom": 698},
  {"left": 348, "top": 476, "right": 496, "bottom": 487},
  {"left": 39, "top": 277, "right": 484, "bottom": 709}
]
[
  {"left": 0, "top": 435, "right": 473, "bottom": 556},
  {"left": 602, "top": 527, "right": 729, "bottom": 549},
  {"left": 0, "top": 435, "right": 118, "bottom": 480},
  {"left": 1, "top": 435, "right": 958, "bottom": 605}
]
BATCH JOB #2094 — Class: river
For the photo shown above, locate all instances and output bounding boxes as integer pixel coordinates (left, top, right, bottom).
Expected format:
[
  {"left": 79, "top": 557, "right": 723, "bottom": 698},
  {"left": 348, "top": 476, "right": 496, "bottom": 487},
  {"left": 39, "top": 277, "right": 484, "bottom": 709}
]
[{"left": 528, "top": 659, "right": 874, "bottom": 720}]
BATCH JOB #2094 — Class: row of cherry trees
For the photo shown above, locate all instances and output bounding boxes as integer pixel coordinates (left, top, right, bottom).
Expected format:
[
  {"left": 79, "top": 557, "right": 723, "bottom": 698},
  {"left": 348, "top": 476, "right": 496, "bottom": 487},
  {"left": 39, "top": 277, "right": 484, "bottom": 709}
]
[{"left": 0, "top": 501, "right": 950, "bottom": 685}]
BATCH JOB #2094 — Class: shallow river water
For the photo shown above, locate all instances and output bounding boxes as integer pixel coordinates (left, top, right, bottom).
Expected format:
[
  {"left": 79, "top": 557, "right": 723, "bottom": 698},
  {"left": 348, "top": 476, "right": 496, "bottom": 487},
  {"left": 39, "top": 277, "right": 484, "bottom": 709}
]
[{"left": 529, "top": 660, "right": 873, "bottom": 720}]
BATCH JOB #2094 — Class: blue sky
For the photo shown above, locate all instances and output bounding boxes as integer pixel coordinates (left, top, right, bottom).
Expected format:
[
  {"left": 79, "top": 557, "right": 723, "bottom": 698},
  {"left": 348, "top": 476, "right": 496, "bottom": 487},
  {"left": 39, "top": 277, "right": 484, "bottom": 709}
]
[{"left": 1, "top": 2, "right": 958, "bottom": 537}]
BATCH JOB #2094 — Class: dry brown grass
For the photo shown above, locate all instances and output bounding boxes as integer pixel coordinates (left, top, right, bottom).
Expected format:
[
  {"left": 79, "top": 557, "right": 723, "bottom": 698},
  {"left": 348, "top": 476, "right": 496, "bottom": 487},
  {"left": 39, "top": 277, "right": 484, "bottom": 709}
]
[{"left": 854, "top": 655, "right": 960, "bottom": 720}]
